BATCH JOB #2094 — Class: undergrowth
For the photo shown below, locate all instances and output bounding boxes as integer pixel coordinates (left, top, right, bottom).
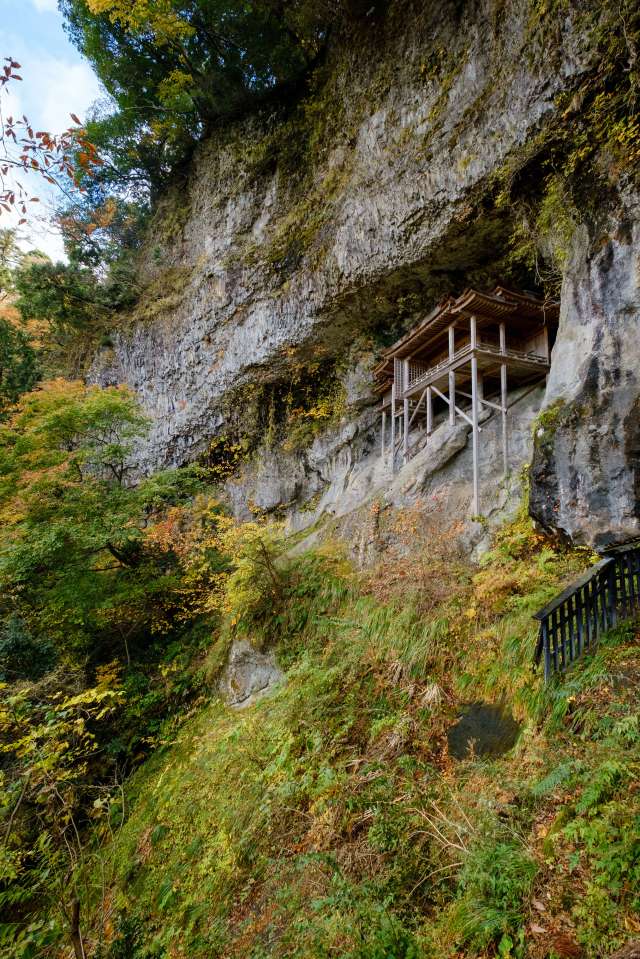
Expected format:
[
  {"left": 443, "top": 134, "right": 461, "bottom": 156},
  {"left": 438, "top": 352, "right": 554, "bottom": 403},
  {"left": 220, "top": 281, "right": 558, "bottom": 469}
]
[{"left": 37, "top": 514, "right": 640, "bottom": 959}]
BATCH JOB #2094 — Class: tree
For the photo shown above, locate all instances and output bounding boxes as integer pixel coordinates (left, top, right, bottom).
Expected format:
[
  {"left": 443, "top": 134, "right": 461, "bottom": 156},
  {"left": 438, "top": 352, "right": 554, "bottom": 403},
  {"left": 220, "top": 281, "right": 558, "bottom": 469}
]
[
  {"left": 0, "top": 663, "right": 126, "bottom": 959},
  {"left": 0, "top": 382, "right": 224, "bottom": 958},
  {"left": 0, "top": 318, "right": 38, "bottom": 417},
  {"left": 14, "top": 257, "right": 113, "bottom": 339},
  {"left": 0, "top": 228, "right": 22, "bottom": 298},
  {"left": 10, "top": 189, "right": 147, "bottom": 379},
  {"left": 0, "top": 230, "right": 39, "bottom": 418},
  {"left": 60, "top": 0, "right": 342, "bottom": 193},
  {"left": 0, "top": 380, "right": 203, "bottom": 661}
]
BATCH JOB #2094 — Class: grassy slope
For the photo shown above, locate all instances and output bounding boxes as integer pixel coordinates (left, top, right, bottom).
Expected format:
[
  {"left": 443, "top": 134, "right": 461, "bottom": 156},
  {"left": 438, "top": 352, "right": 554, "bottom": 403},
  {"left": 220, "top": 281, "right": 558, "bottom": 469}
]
[{"left": 89, "top": 519, "right": 640, "bottom": 959}]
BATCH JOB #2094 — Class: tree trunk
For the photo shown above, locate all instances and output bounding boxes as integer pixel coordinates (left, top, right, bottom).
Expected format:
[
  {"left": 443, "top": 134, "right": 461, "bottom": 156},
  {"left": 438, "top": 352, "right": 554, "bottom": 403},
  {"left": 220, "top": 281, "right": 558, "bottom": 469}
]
[{"left": 70, "top": 898, "right": 85, "bottom": 959}]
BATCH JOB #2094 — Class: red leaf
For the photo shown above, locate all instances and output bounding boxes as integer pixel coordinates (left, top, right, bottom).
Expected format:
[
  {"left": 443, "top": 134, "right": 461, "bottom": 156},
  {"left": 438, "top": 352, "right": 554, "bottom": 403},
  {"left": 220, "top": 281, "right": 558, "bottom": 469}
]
[{"left": 70, "top": 113, "right": 81, "bottom": 125}]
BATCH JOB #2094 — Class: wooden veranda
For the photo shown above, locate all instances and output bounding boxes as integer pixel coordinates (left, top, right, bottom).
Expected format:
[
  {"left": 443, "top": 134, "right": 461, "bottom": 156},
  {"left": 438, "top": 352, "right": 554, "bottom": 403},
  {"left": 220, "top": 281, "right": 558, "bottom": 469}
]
[{"left": 374, "top": 286, "right": 559, "bottom": 514}]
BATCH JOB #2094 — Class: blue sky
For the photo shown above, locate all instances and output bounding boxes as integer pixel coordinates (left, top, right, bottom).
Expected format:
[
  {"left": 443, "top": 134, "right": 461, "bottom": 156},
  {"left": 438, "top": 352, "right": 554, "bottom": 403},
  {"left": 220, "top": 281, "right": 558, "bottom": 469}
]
[{"left": 0, "top": 0, "right": 103, "bottom": 258}]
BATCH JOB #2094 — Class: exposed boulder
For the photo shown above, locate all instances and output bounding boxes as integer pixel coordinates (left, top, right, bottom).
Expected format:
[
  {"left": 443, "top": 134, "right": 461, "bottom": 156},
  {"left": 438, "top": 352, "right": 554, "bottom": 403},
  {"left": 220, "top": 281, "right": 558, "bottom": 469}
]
[{"left": 219, "top": 639, "right": 283, "bottom": 708}]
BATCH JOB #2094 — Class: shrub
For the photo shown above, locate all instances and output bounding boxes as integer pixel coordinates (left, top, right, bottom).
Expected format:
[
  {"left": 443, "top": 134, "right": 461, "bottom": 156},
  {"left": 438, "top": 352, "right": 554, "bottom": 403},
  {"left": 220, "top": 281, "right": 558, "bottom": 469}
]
[
  {"left": 446, "top": 835, "right": 537, "bottom": 952},
  {"left": 0, "top": 616, "right": 56, "bottom": 681}
]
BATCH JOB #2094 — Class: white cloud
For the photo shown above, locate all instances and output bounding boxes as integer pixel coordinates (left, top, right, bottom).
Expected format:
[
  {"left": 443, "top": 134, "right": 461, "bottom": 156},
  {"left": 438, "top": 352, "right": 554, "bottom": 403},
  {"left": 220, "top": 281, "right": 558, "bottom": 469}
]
[
  {"left": 31, "top": 0, "right": 60, "bottom": 13},
  {"left": 19, "top": 219, "right": 66, "bottom": 262},
  {"left": 32, "top": 57, "right": 103, "bottom": 132},
  {"left": 0, "top": 76, "right": 23, "bottom": 124}
]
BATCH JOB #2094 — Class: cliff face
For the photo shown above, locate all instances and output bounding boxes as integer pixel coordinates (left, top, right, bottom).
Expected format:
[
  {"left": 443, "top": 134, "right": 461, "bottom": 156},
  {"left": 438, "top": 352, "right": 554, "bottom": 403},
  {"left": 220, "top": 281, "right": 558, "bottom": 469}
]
[
  {"left": 530, "top": 191, "right": 640, "bottom": 548},
  {"left": 91, "top": 0, "right": 640, "bottom": 547}
]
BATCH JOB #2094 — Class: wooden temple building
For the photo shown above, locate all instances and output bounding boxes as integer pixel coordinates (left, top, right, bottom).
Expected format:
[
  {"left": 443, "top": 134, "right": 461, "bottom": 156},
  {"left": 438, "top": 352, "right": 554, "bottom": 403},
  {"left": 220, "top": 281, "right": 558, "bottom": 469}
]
[{"left": 373, "top": 286, "right": 559, "bottom": 514}]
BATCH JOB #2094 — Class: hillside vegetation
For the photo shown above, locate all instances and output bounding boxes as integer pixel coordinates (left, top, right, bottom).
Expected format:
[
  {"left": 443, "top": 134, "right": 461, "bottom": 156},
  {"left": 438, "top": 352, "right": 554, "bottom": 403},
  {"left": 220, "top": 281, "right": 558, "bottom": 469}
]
[{"left": 7, "top": 493, "right": 637, "bottom": 959}]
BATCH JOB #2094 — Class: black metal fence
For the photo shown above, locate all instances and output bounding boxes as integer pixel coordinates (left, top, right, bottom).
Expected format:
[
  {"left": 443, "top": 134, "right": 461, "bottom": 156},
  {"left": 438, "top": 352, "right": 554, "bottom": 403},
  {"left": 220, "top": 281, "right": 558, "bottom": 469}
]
[{"left": 533, "top": 543, "right": 640, "bottom": 681}]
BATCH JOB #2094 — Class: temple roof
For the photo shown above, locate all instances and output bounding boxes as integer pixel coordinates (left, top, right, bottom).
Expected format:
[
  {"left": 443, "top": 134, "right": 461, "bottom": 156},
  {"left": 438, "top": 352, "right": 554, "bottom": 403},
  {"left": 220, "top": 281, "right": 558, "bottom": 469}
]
[{"left": 373, "top": 286, "right": 559, "bottom": 390}]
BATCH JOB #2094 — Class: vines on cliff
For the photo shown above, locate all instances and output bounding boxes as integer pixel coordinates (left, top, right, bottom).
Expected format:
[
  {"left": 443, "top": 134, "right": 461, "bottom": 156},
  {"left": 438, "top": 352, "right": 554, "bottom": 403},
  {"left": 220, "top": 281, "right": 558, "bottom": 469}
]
[{"left": 496, "top": 0, "right": 640, "bottom": 289}]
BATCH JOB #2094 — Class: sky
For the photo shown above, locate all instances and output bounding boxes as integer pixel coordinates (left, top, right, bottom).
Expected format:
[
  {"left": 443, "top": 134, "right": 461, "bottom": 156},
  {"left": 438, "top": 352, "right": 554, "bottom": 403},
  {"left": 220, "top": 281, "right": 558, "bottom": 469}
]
[{"left": 0, "top": 0, "right": 104, "bottom": 260}]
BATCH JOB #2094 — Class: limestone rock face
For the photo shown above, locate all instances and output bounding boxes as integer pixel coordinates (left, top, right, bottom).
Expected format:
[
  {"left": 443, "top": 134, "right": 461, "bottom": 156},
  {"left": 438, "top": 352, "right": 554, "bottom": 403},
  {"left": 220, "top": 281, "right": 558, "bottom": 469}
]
[
  {"left": 90, "top": 0, "right": 596, "bottom": 476},
  {"left": 219, "top": 639, "right": 283, "bottom": 708},
  {"left": 88, "top": 2, "right": 640, "bottom": 547},
  {"left": 530, "top": 194, "right": 640, "bottom": 548},
  {"left": 274, "top": 384, "right": 544, "bottom": 561}
]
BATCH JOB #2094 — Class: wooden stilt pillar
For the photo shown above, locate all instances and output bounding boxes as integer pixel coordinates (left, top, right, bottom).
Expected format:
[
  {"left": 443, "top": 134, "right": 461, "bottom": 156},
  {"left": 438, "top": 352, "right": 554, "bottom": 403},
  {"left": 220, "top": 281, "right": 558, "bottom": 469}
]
[
  {"left": 499, "top": 321, "right": 508, "bottom": 478},
  {"left": 390, "top": 382, "right": 396, "bottom": 473},
  {"left": 426, "top": 386, "right": 433, "bottom": 437},
  {"left": 448, "top": 324, "right": 455, "bottom": 426},
  {"left": 381, "top": 409, "right": 386, "bottom": 459},
  {"left": 470, "top": 315, "right": 480, "bottom": 515},
  {"left": 403, "top": 359, "right": 409, "bottom": 463}
]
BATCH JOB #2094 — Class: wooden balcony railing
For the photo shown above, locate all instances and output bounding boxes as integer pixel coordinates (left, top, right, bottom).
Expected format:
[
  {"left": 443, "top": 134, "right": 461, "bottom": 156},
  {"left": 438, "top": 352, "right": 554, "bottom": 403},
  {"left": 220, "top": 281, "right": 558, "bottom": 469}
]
[{"left": 402, "top": 342, "right": 548, "bottom": 396}]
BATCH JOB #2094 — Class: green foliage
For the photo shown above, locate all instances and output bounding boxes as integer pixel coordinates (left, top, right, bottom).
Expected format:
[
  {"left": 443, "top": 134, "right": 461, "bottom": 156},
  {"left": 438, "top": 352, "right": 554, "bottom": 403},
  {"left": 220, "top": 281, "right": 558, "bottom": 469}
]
[
  {"left": 0, "top": 379, "right": 204, "bottom": 660},
  {"left": 505, "top": 174, "right": 577, "bottom": 288},
  {"left": 0, "top": 230, "right": 23, "bottom": 294},
  {"left": 14, "top": 223, "right": 140, "bottom": 374},
  {"left": 221, "top": 520, "right": 289, "bottom": 638},
  {"left": 2, "top": 493, "right": 636, "bottom": 958},
  {"left": 0, "top": 319, "right": 39, "bottom": 418},
  {"left": 0, "top": 662, "right": 127, "bottom": 958},
  {"left": 446, "top": 837, "right": 536, "bottom": 952},
  {"left": 266, "top": 359, "right": 348, "bottom": 453},
  {"left": 0, "top": 381, "right": 229, "bottom": 957},
  {"left": 60, "top": 0, "right": 349, "bottom": 193},
  {"left": 0, "top": 616, "right": 56, "bottom": 682}
]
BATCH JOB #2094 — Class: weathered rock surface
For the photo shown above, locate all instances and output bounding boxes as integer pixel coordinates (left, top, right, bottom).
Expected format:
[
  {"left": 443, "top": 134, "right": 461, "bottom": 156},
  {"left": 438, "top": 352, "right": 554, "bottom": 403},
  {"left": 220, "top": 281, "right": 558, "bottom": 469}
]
[
  {"left": 530, "top": 192, "right": 640, "bottom": 548},
  {"left": 89, "top": 1, "right": 640, "bottom": 547},
  {"left": 91, "top": 0, "right": 596, "bottom": 477},
  {"left": 231, "top": 383, "right": 543, "bottom": 560},
  {"left": 219, "top": 639, "right": 283, "bottom": 708}
]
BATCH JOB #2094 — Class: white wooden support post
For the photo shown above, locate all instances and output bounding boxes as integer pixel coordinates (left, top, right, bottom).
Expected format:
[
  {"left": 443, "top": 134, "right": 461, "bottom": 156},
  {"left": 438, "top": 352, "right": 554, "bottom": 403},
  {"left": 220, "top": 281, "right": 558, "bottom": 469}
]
[
  {"left": 473, "top": 312, "right": 483, "bottom": 404},
  {"left": 470, "top": 315, "right": 480, "bottom": 516},
  {"left": 426, "top": 386, "right": 433, "bottom": 437},
  {"left": 403, "top": 359, "right": 410, "bottom": 463},
  {"left": 448, "top": 324, "right": 455, "bottom": 426},
  {"left": 381, "top": 409, "right": 386, "bottom": 459},
  {"left": 390, "top": 381, "right": 396, "bottom": 473},
  {"left": 499, "top": 321, "right": 508, "bottom": 478}
]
